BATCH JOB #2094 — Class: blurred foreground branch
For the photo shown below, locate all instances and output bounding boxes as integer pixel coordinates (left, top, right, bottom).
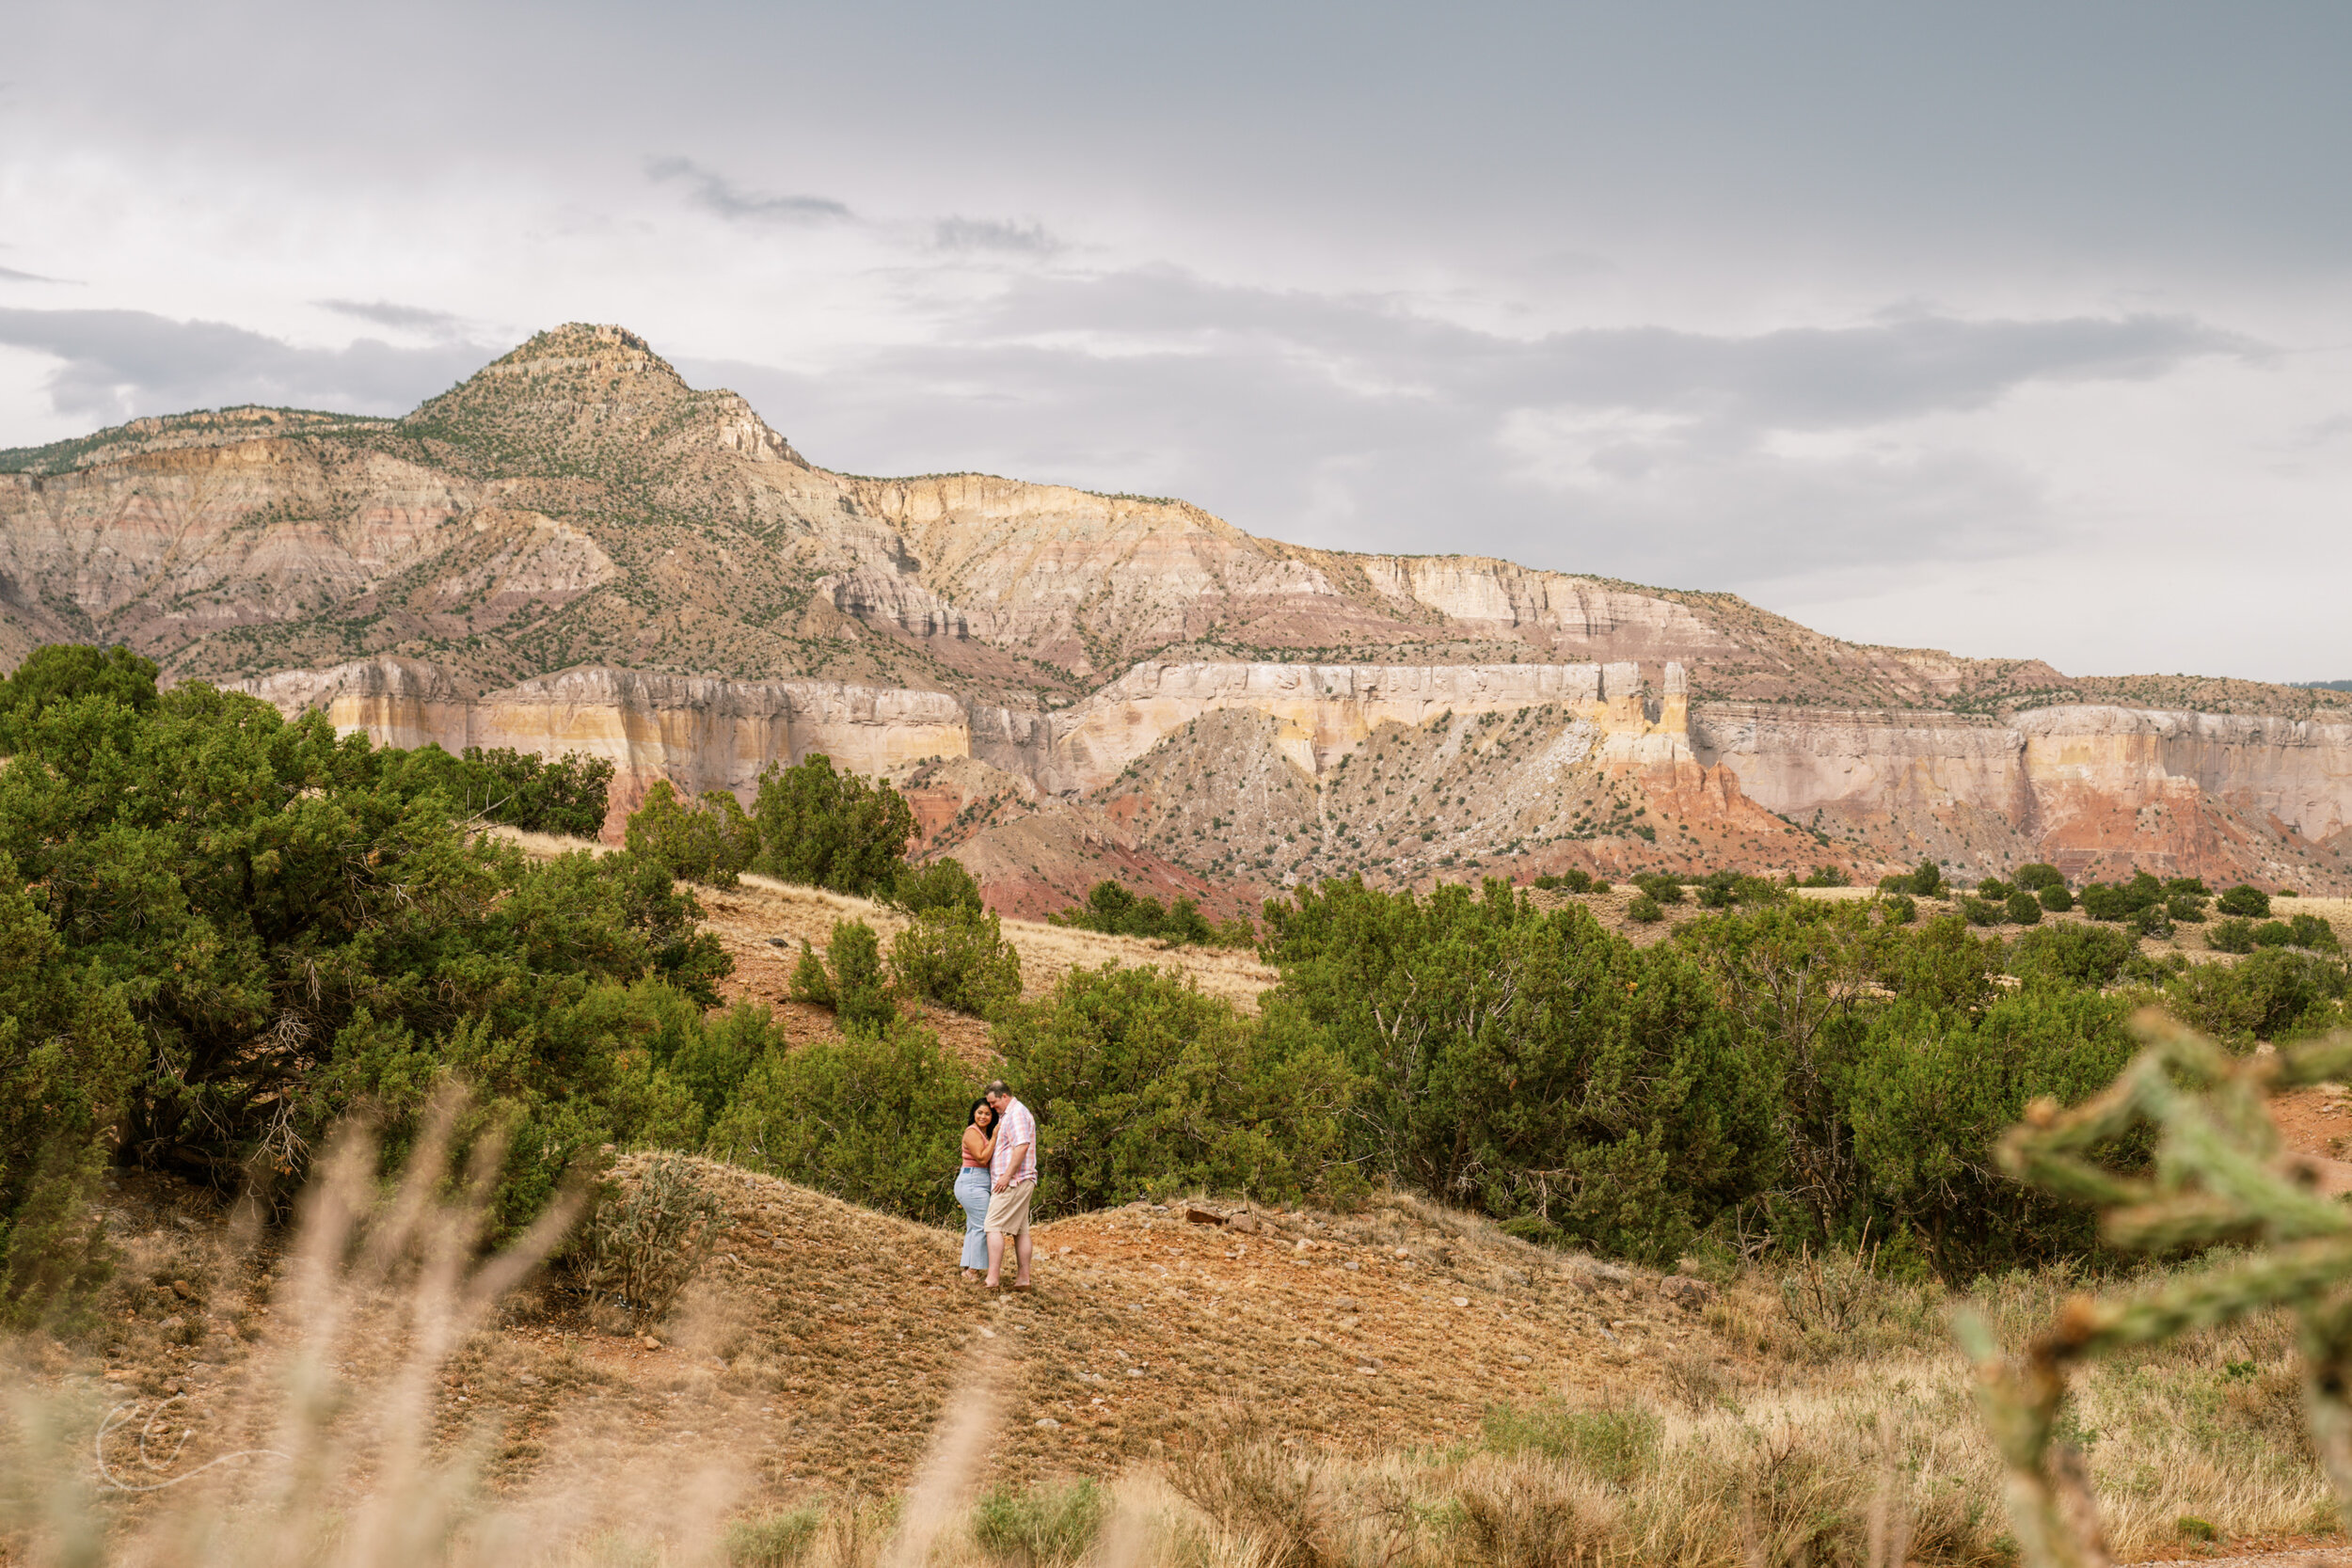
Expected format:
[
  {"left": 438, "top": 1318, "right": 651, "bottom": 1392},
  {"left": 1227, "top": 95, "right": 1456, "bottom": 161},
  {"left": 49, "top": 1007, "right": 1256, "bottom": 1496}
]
[{"left": 1963, "top": 1012, "right": 2352, "bottom": 1568}]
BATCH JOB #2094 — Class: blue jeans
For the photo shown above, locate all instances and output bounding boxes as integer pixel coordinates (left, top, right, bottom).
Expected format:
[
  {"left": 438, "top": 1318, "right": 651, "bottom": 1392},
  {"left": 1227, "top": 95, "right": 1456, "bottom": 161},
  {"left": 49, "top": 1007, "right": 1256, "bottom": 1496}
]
[{"left": 955, "top": 1168, "right": 993, "bottom": 1270}]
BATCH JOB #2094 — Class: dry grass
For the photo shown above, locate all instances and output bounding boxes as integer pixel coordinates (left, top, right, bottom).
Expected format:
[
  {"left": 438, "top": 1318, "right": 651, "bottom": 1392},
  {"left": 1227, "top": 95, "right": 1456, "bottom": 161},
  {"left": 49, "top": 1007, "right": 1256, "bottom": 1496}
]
[{"left": 11, "top": 1138, "right": 2347, "bottom": 1566}]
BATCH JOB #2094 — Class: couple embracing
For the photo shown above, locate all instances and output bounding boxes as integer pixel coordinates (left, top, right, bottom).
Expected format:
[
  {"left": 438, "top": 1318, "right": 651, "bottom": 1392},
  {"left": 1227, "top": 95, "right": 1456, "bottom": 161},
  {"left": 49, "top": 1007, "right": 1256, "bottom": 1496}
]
[{"left": 955, "top": 1079, "right": 1036, "bottom": 1291}]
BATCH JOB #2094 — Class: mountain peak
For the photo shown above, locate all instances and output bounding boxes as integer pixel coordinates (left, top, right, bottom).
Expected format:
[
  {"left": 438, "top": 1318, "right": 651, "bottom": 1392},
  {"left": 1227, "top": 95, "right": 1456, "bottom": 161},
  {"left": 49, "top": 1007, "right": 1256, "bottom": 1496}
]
[
  {"left": 493, "top": 322, "right": 671, "bottom": 373},
  {"left": 399, "top": 324, "right": 798, "bottom": 469}
]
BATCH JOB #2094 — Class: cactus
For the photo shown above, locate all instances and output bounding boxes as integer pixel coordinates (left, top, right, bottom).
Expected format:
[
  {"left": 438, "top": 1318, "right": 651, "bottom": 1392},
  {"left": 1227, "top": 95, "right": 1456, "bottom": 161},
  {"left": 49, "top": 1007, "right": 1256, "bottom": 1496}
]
[{"left": 1962, "top": 1009, "right": 2352, "bottom": 1567}]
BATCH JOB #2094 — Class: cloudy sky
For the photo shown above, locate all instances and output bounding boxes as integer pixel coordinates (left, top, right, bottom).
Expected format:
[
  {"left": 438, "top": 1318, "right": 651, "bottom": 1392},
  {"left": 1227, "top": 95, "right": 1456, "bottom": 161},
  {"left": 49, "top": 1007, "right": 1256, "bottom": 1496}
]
[{"left": 3, "top": 1, "right": 2348, "bottom": 681}]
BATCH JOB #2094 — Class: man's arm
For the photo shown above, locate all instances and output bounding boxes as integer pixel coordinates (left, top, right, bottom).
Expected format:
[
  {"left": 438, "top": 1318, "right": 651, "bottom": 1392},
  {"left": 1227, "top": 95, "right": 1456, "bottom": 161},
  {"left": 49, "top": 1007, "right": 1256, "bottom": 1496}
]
[{"left": 993, "top": 1141, "right": 1032, "bottom": 1193}]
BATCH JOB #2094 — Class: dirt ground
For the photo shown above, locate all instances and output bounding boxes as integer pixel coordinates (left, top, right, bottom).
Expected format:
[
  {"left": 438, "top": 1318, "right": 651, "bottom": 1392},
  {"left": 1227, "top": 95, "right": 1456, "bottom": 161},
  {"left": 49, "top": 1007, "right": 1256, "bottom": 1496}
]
[{"left": 36, "top": 1157, "right": 1728, "bottom": 1524}]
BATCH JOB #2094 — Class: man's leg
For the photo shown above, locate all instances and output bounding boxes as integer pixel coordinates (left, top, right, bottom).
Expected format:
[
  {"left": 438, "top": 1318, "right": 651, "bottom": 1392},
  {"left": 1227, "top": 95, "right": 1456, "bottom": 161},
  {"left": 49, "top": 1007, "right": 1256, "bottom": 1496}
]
[
  {"left": 1013, "top": 1227, "right": 1034, "bottom": 1286},
  {"left": 985, "top": 1228, "right": 1006, "bottom": 1287}
]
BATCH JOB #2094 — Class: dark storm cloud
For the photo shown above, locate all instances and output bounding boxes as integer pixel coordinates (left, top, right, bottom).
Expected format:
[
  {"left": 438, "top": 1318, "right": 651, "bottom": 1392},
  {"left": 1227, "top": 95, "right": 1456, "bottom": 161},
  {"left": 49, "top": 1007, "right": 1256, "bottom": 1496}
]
[
  {"left": 314, "top": 298, "right": 473, "bottom": 339},
  {"left": 977, "top": 269, "right": 2251, "bottom": 427},
  {"left": 685, "top": 266, "right": 2246, "bottom": 590},
  {"left": 0, "top": 309, "right": 492, "bottom": 421},
  {"left": 644, "top": 157, "right": 854, "bottom": 224}
]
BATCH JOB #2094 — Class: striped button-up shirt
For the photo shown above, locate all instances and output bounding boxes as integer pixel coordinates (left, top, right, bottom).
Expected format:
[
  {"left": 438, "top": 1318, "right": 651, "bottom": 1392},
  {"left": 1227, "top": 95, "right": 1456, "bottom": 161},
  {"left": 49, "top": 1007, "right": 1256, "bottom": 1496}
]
[{"left": 992, "top": 1098, "right": 1038, "bottom": 1186}]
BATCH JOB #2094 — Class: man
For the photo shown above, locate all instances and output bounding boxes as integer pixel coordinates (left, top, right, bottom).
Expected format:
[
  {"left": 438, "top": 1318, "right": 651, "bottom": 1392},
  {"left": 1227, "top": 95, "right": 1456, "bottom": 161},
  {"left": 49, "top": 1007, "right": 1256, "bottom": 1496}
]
[{"left": 982, "top": 1079, "right": 1037, "bottom": 1291}]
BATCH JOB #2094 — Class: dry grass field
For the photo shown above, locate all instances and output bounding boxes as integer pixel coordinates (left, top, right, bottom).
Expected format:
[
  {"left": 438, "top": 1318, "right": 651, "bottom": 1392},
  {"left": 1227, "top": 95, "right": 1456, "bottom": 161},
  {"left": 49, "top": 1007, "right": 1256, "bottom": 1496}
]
[{"left": 13, "top": 1134, "right": 2352, "bottom": 1567}]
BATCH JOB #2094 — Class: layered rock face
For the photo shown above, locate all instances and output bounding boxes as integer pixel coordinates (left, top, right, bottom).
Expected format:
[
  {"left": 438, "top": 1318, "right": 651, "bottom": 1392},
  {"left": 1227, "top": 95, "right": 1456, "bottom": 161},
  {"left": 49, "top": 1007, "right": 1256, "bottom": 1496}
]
[
  {"left": 1692, "top": 703, "right": 2352, "bottom": 888},
  {"left": 8, "top": 321, "right": 2351, "bottom": 895},
  {"left": 238, "top": 657, "right": 971, "bottom": 825}
]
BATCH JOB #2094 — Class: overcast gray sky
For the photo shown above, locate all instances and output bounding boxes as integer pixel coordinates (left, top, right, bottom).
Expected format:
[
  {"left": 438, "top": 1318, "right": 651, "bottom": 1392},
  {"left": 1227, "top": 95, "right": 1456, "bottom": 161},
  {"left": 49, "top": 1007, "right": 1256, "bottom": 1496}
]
[{"left": 3, "top": 1, "right": 2347, "bottom": 681}]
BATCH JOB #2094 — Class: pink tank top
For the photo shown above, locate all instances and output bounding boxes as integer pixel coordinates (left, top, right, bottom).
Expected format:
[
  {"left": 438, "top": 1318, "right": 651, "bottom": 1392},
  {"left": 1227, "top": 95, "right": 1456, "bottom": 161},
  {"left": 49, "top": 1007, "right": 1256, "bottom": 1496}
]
[{"left": 961, "top": 1132, "right": 991, "bottom": 1170}]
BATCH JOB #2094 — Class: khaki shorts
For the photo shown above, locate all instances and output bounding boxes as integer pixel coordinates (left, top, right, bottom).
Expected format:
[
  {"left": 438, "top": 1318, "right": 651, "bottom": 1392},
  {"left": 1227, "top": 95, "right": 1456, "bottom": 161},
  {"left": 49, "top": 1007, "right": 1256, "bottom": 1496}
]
[{"left": 985, "top": 1180, "right": 1036, "bottom": 1238}]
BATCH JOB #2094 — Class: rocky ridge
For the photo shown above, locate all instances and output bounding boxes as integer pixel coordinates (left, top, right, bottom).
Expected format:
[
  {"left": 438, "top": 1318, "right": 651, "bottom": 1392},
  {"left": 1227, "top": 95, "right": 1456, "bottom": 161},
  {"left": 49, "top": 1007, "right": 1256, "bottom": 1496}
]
[{"left": 4, "top": 323, "right": 2347, "bottom": 899}]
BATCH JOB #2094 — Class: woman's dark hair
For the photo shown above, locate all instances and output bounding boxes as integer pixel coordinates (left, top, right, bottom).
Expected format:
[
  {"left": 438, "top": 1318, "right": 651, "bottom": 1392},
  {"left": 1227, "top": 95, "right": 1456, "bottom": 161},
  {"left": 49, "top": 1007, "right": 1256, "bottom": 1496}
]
[{"left": 968, "top": 1098, "right": 994, "bottom": 1130}]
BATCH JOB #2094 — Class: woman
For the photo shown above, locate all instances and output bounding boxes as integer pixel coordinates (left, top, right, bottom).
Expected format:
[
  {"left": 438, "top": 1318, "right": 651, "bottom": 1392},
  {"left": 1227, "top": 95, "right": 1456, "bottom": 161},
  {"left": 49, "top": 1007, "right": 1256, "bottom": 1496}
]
[{"left": 955, "top": 1099, "right": 997, "bottom": 1282}]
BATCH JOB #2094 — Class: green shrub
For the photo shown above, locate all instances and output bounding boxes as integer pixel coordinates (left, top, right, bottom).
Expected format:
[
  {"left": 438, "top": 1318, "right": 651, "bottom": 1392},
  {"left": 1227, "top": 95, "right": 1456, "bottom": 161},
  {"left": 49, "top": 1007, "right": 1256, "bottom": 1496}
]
[
  {"left": 787, "top": 941, "right": 833, "bottom": 1004},
  {"left": 707, "top": 1019, "right": 977, "bottom": 1223},
  {"left": 2162, "top": 947, "right": 2349, "bottom": 1045},
  {"left": 1878, "top": 893, "right": 1917, "bottom": 926},
  {"left": 2166, "top": 877, "right": 2212, "bottom": 896},
  {"left": 970, "top": 1480, "right": 1108, "bottom": 1566},
  {"left": 1263, "top": 879, "right": 1773, "bottom": 1264},
  {"left": 1044, "top": 880, "right": 1228, "bottom": 945},
  {"left": 2005, "top": 890, "right": 2043, "bottom": 926},
  {"left": 0, "top": 642, "right": 156, "bottom": 749},
  {"left": 890, "top": 906, "right": 1023, "bottom": 1016},
  {"left": 1481, "top": 1399, "right": 1661, "bottom": 1485},
  {"left": 1962, "top": 895, "right": 2007, "bottom": 927},
  {"left": 2131, "top": 904, "right": 2175, "bottom": 940},
  {"left": 724, "top": 1509, "right": 822, "bottom": 1567},
  {"left": 624, "top": 781, "right": 758, "bottom": 887},
  {"left": 1979, "top": 879, "right": 2015, "bottom": 902},
  {"left": 2011, "top": 924, "right": 2138, "bottom": 988},
  {"left": 384, "top": 743, "right": 613, "bottom": 835},
  {"left": 749, "top": 753, "right": 915, "bottom": 896},
  {"left": 996, "top": 965, "right": 1359, "bottom": 1215},
  {"left": 2217, "top": 883, "right": 2271, "bottom": 919},
  {"left": 2293, "top": 913, "right": 2342, "bottom": 950},
  {"left": 1797, "top": 864, "right": 1851, "bottom": 888},
  {"left": 2014, "top": 863, "right": 2066, "bottom": 893},
  {"left": 885, "top": 856, "right": 985, "bottom": 916},
  {"left": 1534, "top": 868, "right": 1595, "bottom": 894},
  {"left": 1631, "top": 873, "right": 1686, "bottom": 905},
  {"left": 1627, "top": 893, "right": 1664, "bottom": 923},
  {"left": 0, "top": 663, "right": 732, "bottom": 1241},
  {"left": 2166, "top": 892, "right": 2208, "bottom": 924},
  {"left": 1692, "top": 869, "right": 1785, "bottom": 909},
  {"left": 1904, "top": 860, "right": 1945, "bottom": 897},
  {"left": 789, "top": 920, "right": 898, "bottom": 1034},
  {"left": 2242, "top": 913, "right": 2340, "bottom": 952},
  {"left": 2207, "top": 917, "right": 2258, "bottom": 954},
  {"left": 0, "top": 864, "right": 141, "bottom": 1327},
  {"left": 2038, "top": 883, "right": 2074, "bottom": 912},
  {"left": 1842, "top": 985, "right": 2139, "bottom": 1275}
]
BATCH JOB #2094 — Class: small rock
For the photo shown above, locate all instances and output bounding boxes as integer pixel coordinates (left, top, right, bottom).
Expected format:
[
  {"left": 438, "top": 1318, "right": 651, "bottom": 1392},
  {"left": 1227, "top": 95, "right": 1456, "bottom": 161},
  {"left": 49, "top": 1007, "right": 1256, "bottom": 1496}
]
[
  {"left": 979, "top": 1327, "right": 997, "bottom": 1338},
  {"left": 158, "top": 1315, "right": 185, "bottom": 1332},
  {"left": 1184, "top": 1207, "right": 1227, "bottom": 1227},
  {"left": 1126, "top": 1367, "right": 1145, "bottom": 1377},
  {"left": 1228, "top": 1213, "right": 1259, "bottom": 1235},
  {"left": 641, "top": 1335, "right": 662, "bottom": 1351},
  {"left": 1330, "top": 1296, "right": 1361, "bottom": 1313},
  {"left": 169, "top": 1280, "right": 195, "bottom": 1301},
  {"left": 1451, "top": 1296, "right": 1470, "bottom": 1307},
  {"left": 1035, "top": 1417, "right": 1061, "bottom": 1429},
  {"left": 1510, "top": 1354, "right": 1533, "bottom": 1366},
  {"left": 1393, "top": 1248, "right": 1411, "bottom": 1259},
  {"left": 767, "top": 936, "right": 788, "bottom": 946},
  {"left": 1660, "top": 1275, "right": 1715, "bottom": 1310},
  {"left": 516, "top": 1372, "right": 543, "bottom": 1387},
  {"left": 1343, "top": 1260, "right": 1360, "bottom": 1272}
]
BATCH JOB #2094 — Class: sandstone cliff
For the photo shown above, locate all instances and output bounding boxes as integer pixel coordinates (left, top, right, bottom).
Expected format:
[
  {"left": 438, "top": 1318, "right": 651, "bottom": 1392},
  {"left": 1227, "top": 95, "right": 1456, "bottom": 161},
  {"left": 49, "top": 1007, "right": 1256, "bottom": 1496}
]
[{"left": 8, "top": 322, "right": 2349, "bottom": 898}]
